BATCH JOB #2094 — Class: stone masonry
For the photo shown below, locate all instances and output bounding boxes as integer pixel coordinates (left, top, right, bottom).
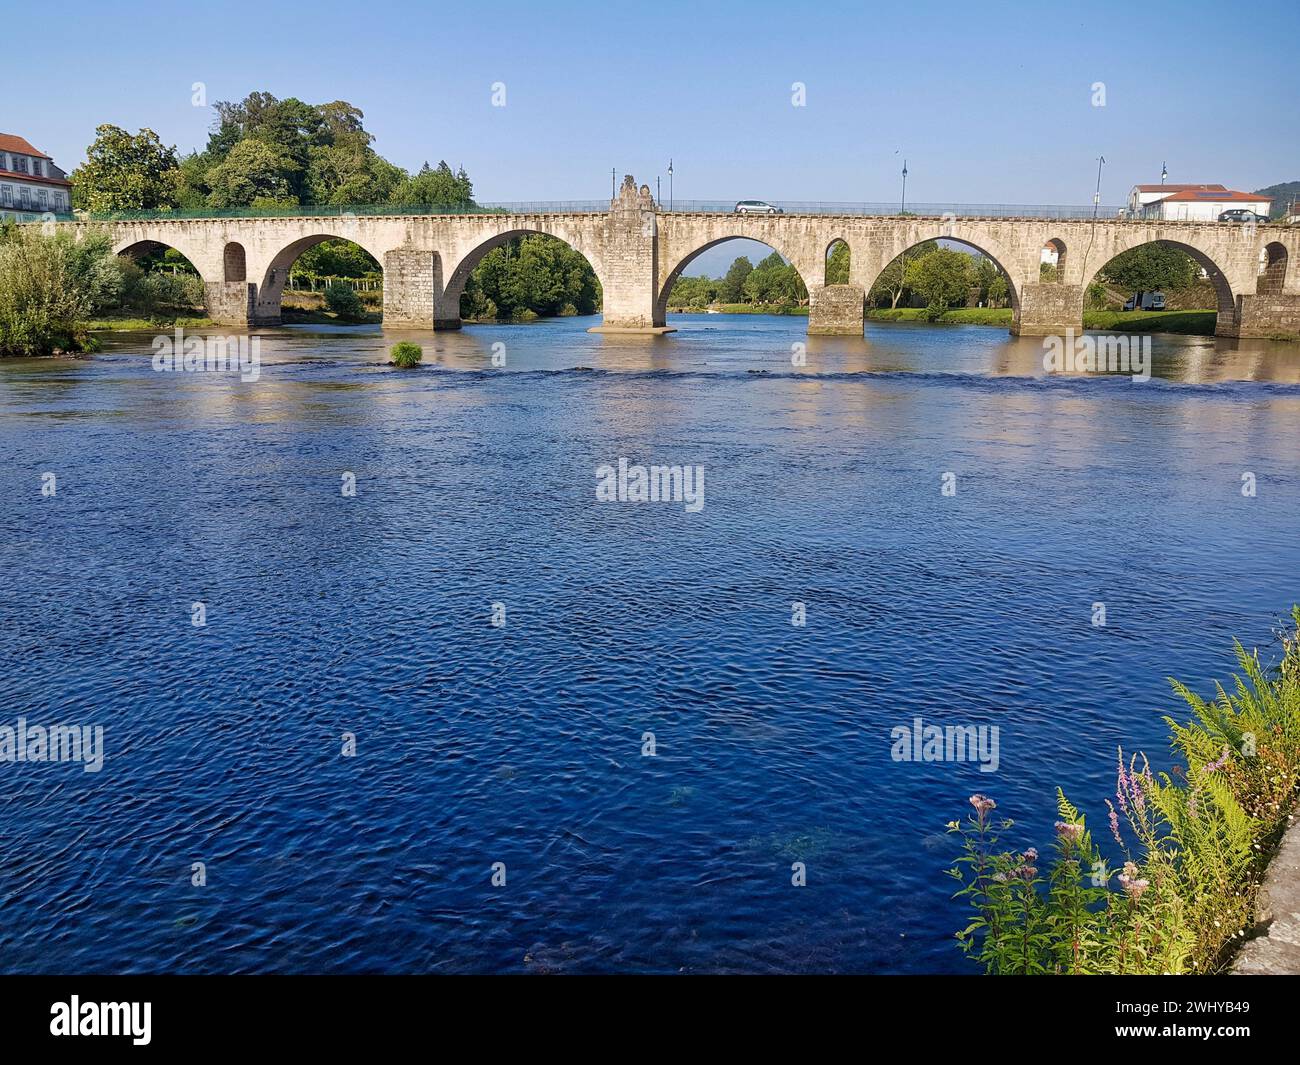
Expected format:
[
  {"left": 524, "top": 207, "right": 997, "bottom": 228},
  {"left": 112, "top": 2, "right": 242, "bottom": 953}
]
[{"left": 63, "top": 183, "right": 1300, "bottom": 340}]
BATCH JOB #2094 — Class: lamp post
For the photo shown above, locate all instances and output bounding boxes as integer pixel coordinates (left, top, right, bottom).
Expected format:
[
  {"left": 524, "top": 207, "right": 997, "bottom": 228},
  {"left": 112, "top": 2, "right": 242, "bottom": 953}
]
[
  {"left": 1092, "top": 155, "right": 1105, "bottom": 219},
  {"left": 900, "top": 158, "right": 908, "bottom": 215},
  {"left": 656, "top": 175, "right": 661, "bottom": 208},
  {"left": 668, "top": 158, "right": 673, "bottom": 212},
  {"left": 611, "top": 168, "right": 616, "bottom": 201},
  {"left": 1161, "top": 161, "right": 1168, "bottom": 185}
]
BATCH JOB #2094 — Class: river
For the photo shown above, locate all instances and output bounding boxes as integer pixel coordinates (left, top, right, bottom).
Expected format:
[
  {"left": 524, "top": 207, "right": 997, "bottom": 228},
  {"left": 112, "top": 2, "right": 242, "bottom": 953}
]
[{"left": 2, "top": 314, "right": 1298, "bottom": 973}]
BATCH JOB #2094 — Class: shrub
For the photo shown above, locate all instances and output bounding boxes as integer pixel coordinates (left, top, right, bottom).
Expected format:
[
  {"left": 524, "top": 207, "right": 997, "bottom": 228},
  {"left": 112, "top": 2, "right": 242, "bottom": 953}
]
[
  {"left": 0, "top": 229, "right": 91, "bottom": 355},
  {"left": 949, "top": 608, "right": 1300, "bottom": 974},
  {"left": 325, "top": 282, "right": 366, "bottom": 322},
  {"left": 390, "top": 342, "right": 422, "bottom": 368}
]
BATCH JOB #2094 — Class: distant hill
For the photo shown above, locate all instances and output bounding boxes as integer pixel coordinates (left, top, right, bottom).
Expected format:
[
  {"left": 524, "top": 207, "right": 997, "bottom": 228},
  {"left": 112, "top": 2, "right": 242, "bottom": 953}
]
[{"left": 1254, "top": 181, "right": 1300, "bottom": 218}]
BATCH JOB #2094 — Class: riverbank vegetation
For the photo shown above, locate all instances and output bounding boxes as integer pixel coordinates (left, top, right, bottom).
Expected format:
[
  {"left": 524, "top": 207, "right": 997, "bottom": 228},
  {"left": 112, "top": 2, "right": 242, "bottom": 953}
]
[
  {"left": 668, "top": 251, "right": 808, "bottom": 312},
  {"left": 1, "top": 224, "right": 210, "bottom": 354},
  {"left": 949, "top": 609, "right": 1300, "bottom": 974},
  {"left": 867, "top": 307, "right": 1218, "bottom": 334}
]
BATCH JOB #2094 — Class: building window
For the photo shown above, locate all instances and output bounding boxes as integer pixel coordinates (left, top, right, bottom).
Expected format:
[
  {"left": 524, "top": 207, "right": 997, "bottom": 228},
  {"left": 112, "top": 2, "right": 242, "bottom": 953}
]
[
  {"left": 0, "top": 186, "right": 11, "bottom": 207},
  {"left": 37, "top": 189, "right": 48, "bottom": 207},
  {"left": 33, "top": 160, "right": 43, "bottom": 177},
  {"left": 12, "top": 156, "right": 27, "bottom": 174}
]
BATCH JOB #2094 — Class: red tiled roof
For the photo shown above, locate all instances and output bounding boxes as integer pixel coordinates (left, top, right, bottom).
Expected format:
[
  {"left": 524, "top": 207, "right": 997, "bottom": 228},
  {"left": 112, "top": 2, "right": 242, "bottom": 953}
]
[
  {"left": 1134, "top": 183, "right": 1227, "bottom": 193},
  {"left": 0, "top": 168, "right": 71, "bottom": 188},
  {"left": 0, "top": 133, "right": 52, "bottom": 159},
  {"left": 1149, "top": 189, "right": 1271, "bottom": 204}
]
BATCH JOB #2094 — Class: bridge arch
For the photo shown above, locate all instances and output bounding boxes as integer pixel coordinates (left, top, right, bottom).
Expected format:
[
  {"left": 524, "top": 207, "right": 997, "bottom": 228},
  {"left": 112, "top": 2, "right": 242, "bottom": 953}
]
[
  {"left": 825, "top": 238, "right": 851, "bottom": 286},
  {"left": 1041, "top": 237, "right": 1067, "bottom": 283},
  {"left": 656, "top": 235, "right": 813, "bottom": 321},
  {"left": 1258, "top": 241, "right": 1288, "bottom": 295},
  {"left": 255, "top": 232, "right": 387, "bottom": 323},
  {"left": 866, "top": 234, "right": 1021, "bottom": 314},
  {"left": 1083, "top": 238, "right": 1236, "bottom": 323},
  {"left": 440, "top": 226, "right": 607, "bottom": 324},
  {"left": 222, "top": 242, "right": 247, "bottom": 283},
  {"left": 113, "top": 236, "right": 212, "bottom": 284}
]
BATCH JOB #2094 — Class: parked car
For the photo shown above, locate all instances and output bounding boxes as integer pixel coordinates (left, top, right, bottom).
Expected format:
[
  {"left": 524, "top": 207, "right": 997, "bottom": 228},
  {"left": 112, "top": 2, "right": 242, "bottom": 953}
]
[
  {"left": 1218, "top": 208, "right": 1270, "bottom": 223},
  {"left": 733, "top": 200, "right": 783, "bottom": 215},
  {"left": 1123, "top": 291, "right": 1166, "bottom": 311}
]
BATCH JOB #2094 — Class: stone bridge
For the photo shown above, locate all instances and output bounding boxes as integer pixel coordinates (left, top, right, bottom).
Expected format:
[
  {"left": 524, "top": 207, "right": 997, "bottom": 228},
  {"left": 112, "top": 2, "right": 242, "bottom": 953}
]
[{"left": 70, "top": 175, "right": 1300, "bottom": 339}]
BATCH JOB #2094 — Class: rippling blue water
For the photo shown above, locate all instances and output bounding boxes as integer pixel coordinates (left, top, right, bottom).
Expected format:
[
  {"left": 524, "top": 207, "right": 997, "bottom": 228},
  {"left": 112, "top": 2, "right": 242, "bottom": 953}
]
[{"left": 2, "top": 314, "right": 1299, "bottom": 973}]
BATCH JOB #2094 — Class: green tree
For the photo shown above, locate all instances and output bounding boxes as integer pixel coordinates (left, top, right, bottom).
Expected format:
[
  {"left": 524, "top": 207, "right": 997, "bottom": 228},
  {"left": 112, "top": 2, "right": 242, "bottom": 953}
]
[
  {"left": 869, "top": 240, "right": 939, "bottom": 308},
  {"left": 205, "top": 139, "right": 298, "bottom": 209},
  {"left": 719, "top": 257, "right": 754, "bottom": 303},
  {"left": 1099, "top": 243, "right": 1198, "bottom": 293},
  {"left": 71, "top": 125, "right": 181, "bottom": 212},
  {"left": 390, "top": 161, "right": 475, "bottom": 209},
  {"left": 903, "top": 248, "right": 973, "bottom": 311}
]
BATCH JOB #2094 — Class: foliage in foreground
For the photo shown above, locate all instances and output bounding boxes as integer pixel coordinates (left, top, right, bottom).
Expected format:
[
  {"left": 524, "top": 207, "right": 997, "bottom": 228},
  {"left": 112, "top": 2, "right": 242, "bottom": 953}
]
[
  {"left": 389, "top": 342, "right": 423, "bottom": 368},
  {"left": 0, "top": 227, "right": 92, "bottom": 355},
  {"left": 949, "top": 609, "right": 1300, "bottom": 974}
]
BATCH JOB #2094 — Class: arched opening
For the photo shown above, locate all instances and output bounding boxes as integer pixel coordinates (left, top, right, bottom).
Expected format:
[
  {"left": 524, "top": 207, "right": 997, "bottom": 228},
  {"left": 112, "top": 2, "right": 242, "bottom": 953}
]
[
  {"left": 1085, "top": 239, "right": 1234, "bottom": 325},
  {"left": 659, "top": 237, "right": 809, "bottom": 319},
  {"left": 826, "top": 239, "right": 851, "bottom": 285},
  {"left": 112, "top": 240, "right": 206, "bottom": 318},
  {"left": 448, "top": 230, "right": 602, "bottom": 324},
  {"left": 223, "top": 241, "right": 246, "bottom": 282},
  {"left": 1258, "top": 242, "right": 1288, "bottom": 295},
  {"left": 1040, "top": 238, "right": 1066, "bottom": 283},
  {"left": 259, "top": 235, "right": 383, "bottom": 324},
  {"left": 867, "top": 238, "right": 1018, "bottom": 317}
]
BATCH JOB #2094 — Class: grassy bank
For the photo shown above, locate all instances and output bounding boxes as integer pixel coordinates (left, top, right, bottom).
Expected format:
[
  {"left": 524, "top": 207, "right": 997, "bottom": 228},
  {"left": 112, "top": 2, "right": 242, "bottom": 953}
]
[
  {"left": 669, "top": 303, "right": 809, "bottom": 316},
  {"left": 950, "top": 609, "right": 1300, "bottom": 975},
  {"left": 87, "top": 313, "right": 215, "bottom": 332},
  {"left": 866, "top": 307, "right": 1219, "bottom": 335}
]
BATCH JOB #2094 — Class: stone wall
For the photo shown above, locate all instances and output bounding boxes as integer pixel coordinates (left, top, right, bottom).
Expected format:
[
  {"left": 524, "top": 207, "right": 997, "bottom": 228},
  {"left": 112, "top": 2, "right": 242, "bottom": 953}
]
[
  {"left": 1229, "top": 294, "right": 1300, "bottom": 339},
  {"left": 808, "top": 284, "right": 865, "bottom": 335},
  {"left": 204, "top": 281, "right": 254, "bottom": 326},
  {"left": 382, "top": 249, "right": 438, "bottom": 327},
  {"left": 1013, "top": 283, "right": 1084, "bottom": 336}
]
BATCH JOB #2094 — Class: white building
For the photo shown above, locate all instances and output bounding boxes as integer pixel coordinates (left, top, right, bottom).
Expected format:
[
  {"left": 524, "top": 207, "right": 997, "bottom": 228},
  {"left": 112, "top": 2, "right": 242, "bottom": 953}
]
[
  {"left": 0, "top": 133, "right": 72, "bottom": 220},
  {"left": 1127, "top": 183, "right": 1271, "bottom": 222}
]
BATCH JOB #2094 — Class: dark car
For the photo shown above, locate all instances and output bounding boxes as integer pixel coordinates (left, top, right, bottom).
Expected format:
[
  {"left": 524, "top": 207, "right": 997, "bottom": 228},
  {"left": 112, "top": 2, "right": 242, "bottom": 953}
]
[{"left": 1218, "top": 208, "right": 1270, "bottom": 223}]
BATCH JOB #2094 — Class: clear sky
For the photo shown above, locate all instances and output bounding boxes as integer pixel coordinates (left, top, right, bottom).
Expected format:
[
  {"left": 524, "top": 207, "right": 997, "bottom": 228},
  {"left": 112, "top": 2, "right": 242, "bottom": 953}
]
[{"left": 21, "top": 0, "right": 1299, "bottom": 209}]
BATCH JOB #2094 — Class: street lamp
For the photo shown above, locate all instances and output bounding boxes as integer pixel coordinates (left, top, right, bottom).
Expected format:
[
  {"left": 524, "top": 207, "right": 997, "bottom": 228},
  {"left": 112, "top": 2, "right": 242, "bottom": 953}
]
[
  {"left": 1092, "top": 155, "right": 1105, "bottom": 219},
  {"left": 1161, "top": 161, "right": 1168, "bottom": 185},
  {"left": 668, "top": 158, "right": 673, "bottom": 212},
  {"left": 900, "top": 158, "right": 908, "bottom": 215}
]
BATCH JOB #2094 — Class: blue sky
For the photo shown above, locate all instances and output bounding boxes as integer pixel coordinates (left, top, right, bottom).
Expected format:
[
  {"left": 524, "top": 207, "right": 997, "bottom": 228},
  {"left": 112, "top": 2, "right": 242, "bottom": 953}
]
[{"left": 22, "top": 0, "right": 1298, "bottom": 213}]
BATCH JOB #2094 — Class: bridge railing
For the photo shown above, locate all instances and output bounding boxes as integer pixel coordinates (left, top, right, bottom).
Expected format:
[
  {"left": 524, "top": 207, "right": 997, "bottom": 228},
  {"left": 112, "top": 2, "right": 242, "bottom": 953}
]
[{"left": 30, "top": 201, "right": 1177, "bottom": 223}]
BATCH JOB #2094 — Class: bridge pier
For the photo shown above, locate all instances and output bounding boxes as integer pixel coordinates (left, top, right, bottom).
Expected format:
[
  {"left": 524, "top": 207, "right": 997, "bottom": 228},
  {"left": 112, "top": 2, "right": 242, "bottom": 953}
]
[
  {"left": 1222, "top": 294, "right": 1300, "bottom": 339},
  {"left": 589, "top": 176, "right": 674, "bottom": 334},
  {"left": 382, "top": 249, "right": 440, "bottom": 328},
  {"left": 1011, "top": 282, "right": 1084, "bottom": 337},
  {"left": 205, "top": 282, "right": 255, "bottom": 327},
  {"left": 808, "top": 284, "right": 865, "bottom": 335}
]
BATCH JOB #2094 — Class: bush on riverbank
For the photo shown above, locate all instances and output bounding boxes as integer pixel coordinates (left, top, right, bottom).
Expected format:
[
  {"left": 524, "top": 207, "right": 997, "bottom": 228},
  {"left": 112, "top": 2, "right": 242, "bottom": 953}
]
[
  {"left": 0, "top": 228, "right": 93, "bottom": 355},
  {"left": 949, "top": 609, "right": 1300, "bottom": 974}
]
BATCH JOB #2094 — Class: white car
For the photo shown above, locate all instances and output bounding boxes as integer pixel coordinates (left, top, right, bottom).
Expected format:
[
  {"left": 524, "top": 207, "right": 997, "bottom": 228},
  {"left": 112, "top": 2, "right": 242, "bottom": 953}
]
[{"left": 733, "top": 200, "right": 783, "bottom": 215}]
